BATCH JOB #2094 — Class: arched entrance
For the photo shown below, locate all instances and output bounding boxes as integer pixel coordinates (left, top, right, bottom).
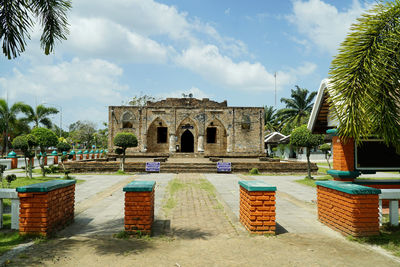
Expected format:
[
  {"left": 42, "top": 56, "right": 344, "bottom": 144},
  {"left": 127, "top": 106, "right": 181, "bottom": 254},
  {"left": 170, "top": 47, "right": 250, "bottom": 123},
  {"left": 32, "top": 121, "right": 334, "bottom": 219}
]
[{"left": 181, "top": 130, "right": 194, "bottom": 152}]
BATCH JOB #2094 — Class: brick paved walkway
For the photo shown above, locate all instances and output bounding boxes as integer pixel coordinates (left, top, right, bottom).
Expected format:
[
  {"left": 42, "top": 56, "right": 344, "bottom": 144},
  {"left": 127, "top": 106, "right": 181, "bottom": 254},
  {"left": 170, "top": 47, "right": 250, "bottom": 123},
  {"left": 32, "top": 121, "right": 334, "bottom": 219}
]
[{"left": 168, "top": 173, "right": 238, "bottom": 239}]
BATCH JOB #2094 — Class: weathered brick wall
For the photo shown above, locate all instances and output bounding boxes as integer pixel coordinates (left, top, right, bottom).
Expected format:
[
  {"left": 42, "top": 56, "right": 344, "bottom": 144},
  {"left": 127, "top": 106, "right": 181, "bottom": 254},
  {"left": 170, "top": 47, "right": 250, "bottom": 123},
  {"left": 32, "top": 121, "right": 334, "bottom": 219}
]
[
  {"left": 332, "top": 136, "right": 355, "bottom": 172},
  {"left": 18, "top": 184, "right": 75, "bottom": 236},
  {"left": 108, "top": 98, "right": 264, "bottom": 156},
  {"left": 239, "top": 182, "right": 276, "bottom": 234},
  {"left": 317, "top": 185, "right": 379, "bottom": 237}
]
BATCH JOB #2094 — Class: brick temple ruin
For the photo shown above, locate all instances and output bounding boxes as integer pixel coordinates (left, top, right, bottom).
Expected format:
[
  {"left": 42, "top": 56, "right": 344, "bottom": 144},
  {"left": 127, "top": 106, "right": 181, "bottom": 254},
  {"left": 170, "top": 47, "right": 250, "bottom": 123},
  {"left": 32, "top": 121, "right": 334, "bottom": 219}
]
[{"left": 108, "top": 98, "right": 265, "bottom": 157}]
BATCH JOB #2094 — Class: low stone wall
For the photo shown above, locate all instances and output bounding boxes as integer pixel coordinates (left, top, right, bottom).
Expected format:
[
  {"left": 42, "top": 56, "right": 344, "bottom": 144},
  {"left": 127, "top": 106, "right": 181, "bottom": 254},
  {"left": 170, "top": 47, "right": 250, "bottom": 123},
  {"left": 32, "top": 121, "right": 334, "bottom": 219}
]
[
  {"left": 239, "top": 180, "right": 276, "bottom": 234},
  {"left": 64, "top": 160, "right": 317, "bottom": 173},
  {"left": 316, "top": 181, "right": 381, "bottom": 237},
  {"left": 17, "top": 180, "right": 76, "bottom": 236},
  {"left": 123, "top": 181, "right": 155, "bottom": 235}
]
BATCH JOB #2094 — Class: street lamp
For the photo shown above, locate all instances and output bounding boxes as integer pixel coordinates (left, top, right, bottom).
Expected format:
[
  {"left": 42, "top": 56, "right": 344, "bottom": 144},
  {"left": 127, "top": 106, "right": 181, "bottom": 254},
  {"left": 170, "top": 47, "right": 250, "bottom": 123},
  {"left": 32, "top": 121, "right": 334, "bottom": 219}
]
[{"left": 42, "top": 102, "right": 62, "bottom": 137}]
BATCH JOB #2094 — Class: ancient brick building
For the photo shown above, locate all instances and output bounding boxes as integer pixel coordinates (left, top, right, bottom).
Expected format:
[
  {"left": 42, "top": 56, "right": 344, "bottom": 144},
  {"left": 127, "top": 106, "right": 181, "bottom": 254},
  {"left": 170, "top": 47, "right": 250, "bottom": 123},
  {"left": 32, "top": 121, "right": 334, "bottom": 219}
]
[{"left": 108, "top": 98, "right": 264, "bottom": 156}]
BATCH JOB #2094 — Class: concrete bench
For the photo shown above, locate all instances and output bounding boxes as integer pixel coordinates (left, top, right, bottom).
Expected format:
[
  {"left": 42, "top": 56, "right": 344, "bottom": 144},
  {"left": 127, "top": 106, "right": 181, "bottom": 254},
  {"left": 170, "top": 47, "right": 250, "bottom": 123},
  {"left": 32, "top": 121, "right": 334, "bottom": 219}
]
[
  {"left": 0, "top": 189, "right": 19, "bottom": 230},
  {"left": 379, "top": 189, "right": 400, "bottom": 227}
]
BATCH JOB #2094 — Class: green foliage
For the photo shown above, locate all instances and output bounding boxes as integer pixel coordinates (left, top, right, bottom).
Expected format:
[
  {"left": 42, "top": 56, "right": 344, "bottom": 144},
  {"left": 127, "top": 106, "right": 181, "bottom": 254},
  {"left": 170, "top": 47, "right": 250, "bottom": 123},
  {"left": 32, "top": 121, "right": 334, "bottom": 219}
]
[
  {"left": 1, "top": 0, "right": 71, "bottom": 59},
  {"left": 249, "top": 168, "right": 259, "bottom": 175},
  {"left": 114, "top": 132, "right": 138, "bottom": 149},
  {"left": 276, "top": 86, "right": 317, "bottom": 131},
  {"left": 68, "top": 120, "right": 97, "bottom": 147},
  {"left": 264, "top": 106, "right": 278, "bottom": 132},
  {"left": 115, "top": 148, "right": 124, "bottom": 155},
  {"left": 56, "top": 142, "right": 71, "bottom": 152},
  {"left": 12, "top": 135, "right": 28, "bottom": 151},
  {"left": 319, "top": 143, "right": 331, "bottom": 152},
  {"left": 329, "top": 1, "right": 400, "bottom": 147},
  {"left": 21, "top": 104, "right": 58, "bottom": 128},
  {"left": 31, "top": 128, "right": 58, "bottom": 150},
  {"left": 290, "top": 125, "right": 324, "bottom": 149},
  {"left": 5, "top": 174, "right": 16, "bottom": 188},
  {"left": 128, "top": 94, "right": 157, "bottom": 106}
]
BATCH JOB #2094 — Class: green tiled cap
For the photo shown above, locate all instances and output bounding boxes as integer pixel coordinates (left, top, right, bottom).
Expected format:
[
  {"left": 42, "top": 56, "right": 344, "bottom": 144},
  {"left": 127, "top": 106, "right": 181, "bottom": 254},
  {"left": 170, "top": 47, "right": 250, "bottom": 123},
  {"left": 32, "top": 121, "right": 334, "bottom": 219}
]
[
  {"left": 123, "top": 181, "right": 156, "bottom": 192},
  {"left": 51, "top": 150, "right": 58, "bottom": 156},
  {"left": 83, "top": 150, "right": 89, "bottom": 154},
  {"left": 62, "top": 151, "right": 67, "bottom": 155},
  {"left": 239, "top": 180, "right": 276, "bottom": 191},
  {"left": 77, "top": 150, "right": 83, "bottom": 154},
  {"left": 70, "top": 150, "right": 76, "bottom": 155},
  {"left": 89, "top": 150, "right": 94, "bottom": 154},
  {"left": 327, "top": 169, "right": 360, "bottom": 179},
  {"left": 95, "top": 149, "right": 99, "bottom": 153},
  {"left": 16, "top": 180, "right": 76, "bottom": 193},
  {"left": 326, "top": 128, "right": 338, "bottom": 136},
  {"left": 7, "top": 151, "right": 17, "bottom": 158},
  {"left": 315, "top": 180, "right": 381, "bottom": 195},
  {"left": 100, "top": 150, "right": 104, "bottom": 153}
]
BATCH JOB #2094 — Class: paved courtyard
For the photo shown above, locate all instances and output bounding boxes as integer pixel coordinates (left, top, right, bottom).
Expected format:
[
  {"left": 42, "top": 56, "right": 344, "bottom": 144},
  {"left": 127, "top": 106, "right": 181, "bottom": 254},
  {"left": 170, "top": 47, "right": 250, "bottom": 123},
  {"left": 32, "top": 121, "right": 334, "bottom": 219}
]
[{"left": 5, "top": 172, "right": 400, "bottom": 266}]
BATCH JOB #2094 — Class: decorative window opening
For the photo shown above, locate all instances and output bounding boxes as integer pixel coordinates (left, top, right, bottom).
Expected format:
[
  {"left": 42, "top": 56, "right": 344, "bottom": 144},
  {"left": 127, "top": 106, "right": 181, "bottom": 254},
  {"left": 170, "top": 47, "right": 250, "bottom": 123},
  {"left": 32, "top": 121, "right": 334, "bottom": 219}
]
[
  {"left": 157, "top": 127, "right": 168, "bottom": 143},
  {"left": 207, "top": 127, "right": 217, "bottom": 143},
  {"left": 241, "top": 115, "right": 251, "bottom": 130},
  {"left": 122, "top": 112, "right": 133, "bottom": 128}
]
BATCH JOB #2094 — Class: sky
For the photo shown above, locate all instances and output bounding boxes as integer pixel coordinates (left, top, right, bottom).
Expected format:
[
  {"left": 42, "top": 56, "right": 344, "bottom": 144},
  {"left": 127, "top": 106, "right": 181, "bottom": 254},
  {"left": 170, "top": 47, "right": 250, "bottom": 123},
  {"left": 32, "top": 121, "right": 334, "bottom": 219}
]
[{"left": 0, "top": 0, "right": 375, "bottom": 130}]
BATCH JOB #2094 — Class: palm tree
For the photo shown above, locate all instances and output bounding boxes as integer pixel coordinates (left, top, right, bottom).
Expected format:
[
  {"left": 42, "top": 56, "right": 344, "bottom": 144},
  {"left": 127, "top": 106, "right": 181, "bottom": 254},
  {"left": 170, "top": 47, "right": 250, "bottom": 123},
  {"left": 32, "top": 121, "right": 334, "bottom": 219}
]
[
  {"left": 329, "top": 1, "right": 400, "bottom": 146},
  {"left": 22, "top": 104, "right": 59, "bottom": 129},
  {"left": 276, "top": 85, "right": 317, "bottom": 130},
  {"left": 0, "top": 99, "right": 28, "bottom": 155},
  {"left": 264, "top": 106, "right": 278, "bottom": 132},
  {"left": 0, "top": 0, "right": 71, "bottom": 59}
]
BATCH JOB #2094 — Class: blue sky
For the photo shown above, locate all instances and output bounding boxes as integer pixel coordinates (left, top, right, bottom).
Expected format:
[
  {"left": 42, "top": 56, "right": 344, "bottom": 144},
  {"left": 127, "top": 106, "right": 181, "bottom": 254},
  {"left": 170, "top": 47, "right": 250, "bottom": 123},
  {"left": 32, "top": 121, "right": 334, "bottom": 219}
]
[{"left": 0, "top": 0, "right": 374, "bottom": 130}]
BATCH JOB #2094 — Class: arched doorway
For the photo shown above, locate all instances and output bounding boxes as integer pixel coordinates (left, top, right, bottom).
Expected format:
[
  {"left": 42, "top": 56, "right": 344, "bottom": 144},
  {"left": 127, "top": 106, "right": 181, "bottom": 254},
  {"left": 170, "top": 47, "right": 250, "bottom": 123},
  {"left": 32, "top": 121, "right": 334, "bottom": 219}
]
[{"left": 181, "top": 130, "right": 194, "bottom": 152}]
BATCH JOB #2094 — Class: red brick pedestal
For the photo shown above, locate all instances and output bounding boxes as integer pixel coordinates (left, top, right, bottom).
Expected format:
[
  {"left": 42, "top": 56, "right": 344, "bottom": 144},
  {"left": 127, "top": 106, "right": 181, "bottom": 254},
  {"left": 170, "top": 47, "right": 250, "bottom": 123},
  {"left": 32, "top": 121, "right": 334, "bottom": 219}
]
[
  {"left": 239, "top": 180, "right": 276, "bottom": 234},
  {"left": 17, "top": 180, "right": 76, "bottom": 236},
  {"left": 316, "top": 181, "right": 381, "bottom": 237},
  {"left": 123, "top": 181, "right": 155, "bottom": 235}
]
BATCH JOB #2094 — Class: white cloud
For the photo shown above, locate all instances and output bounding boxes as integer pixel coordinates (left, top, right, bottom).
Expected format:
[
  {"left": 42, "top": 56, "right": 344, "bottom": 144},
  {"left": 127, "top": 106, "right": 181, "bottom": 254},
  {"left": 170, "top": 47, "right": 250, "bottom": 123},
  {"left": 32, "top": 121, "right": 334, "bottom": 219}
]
[
  {"left": 176, "top": 44, "right": 296, "bottom": 91},
  {"left": 287, "top": 0, "right": 368, "bottom": 55},
  {"left": 158, "top": 87, "right": 211, "bottom": 99},
  {"left": 0, "top": 57, "right": 128, "bottom": 106}
]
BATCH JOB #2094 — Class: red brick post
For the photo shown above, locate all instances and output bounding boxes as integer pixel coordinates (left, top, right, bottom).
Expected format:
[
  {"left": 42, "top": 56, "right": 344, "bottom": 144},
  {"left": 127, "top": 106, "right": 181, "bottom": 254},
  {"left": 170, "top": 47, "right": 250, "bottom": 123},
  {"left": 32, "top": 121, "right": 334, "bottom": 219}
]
[
  {"left": 239, "top": 180, "right": 276, "bottom": 234},
  {"left": 11, "top": 158, "right": 18, "bottom": 169},
  {"left": 123, "top": 181, "right": 155, "bottom": 235},
  {"left": 316, "top": 180, "right": 381, "bottom": 237},
  {"left": 17, "top": 180, "right": 76, "bottom": 236},
  {"left": 53, "top": 155, "right": 59, "bottom": 165}
]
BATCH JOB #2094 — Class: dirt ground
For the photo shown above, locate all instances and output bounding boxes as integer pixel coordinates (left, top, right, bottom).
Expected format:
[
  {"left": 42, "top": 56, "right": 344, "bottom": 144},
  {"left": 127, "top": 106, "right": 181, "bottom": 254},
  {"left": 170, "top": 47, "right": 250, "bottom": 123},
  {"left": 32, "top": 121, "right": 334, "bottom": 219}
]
[{"left": 7, "top": 174, "right": 400, "bottom": 266}]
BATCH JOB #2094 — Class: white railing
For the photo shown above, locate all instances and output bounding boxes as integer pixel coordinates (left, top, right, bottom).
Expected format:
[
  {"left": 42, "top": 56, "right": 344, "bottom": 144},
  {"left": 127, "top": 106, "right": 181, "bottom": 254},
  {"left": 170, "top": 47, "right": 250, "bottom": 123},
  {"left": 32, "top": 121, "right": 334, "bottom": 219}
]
[
  {"left": 379, "top": 189, "right": 400, "bottom": 227},
  {"left": 0, "top": 189, "right": 19, "bottom": 229}
]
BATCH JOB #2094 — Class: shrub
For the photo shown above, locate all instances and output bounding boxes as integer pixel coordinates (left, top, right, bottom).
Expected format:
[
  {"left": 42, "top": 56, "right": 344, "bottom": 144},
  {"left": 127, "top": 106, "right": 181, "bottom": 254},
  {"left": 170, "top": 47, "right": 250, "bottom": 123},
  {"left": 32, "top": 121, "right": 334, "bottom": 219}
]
[
  {"left": 249, "top": 168, "right": 259, "bottom": 175},
  {"left": 57, "top": 142, "right": 71, "bottom": 152},
  {"left": 5, "top": 174, "right": 17, "bottom": 187}
]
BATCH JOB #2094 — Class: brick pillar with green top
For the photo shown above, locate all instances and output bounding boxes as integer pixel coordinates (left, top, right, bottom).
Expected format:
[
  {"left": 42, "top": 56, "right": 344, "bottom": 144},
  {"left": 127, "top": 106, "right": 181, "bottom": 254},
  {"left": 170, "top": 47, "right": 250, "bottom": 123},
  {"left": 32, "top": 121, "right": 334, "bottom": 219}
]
[
  {"left": 51, "top": 150, "right": 58, "bottom": 164},
  {"left": 16, "top": 180, "right": 76, "bottom": 236},
  {"left": 239, "top": 180, "right": 276, "bottom": 234},
  {"left": 123, "top": 181, "right": 155, "bottom": 235},
  {"left": 316, "top": 180, "right": 381, "bottom": 237},
  {"left": 7, "top": 151, "right": 18, "bottom": 169}
]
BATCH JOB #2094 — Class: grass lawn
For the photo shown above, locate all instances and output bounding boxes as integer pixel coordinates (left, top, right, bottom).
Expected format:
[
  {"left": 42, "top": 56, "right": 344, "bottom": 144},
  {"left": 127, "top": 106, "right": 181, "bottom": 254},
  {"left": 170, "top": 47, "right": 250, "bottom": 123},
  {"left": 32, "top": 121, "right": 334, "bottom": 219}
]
[
  {"left": 295, "top": 176, "right": 333, "bottom": 187},
  {"left": 348, "top": 223, "right": 400, "bottom": 257}
]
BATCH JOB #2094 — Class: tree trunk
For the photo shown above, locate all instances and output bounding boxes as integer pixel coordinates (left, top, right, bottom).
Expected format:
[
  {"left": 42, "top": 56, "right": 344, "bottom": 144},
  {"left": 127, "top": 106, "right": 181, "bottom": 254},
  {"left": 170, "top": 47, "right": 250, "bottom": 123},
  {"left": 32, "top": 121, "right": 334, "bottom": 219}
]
[
  {"left": 325, "top": 153, "right": 331, "bottom": 169},
  {"left": 24, "top": 157, "right": 28, "bottom": 178},
  {"left": 40, "top": 150, "right": 46, "bottom": 177},
  {"left": 122, "top": 149, "right": 125, "bottom": 172},
  {"left": 29, "top": 158, "right": 33, "bottom": 179},
  {"left": 306, "top": 147, "right": 312, "bottom": 179}
]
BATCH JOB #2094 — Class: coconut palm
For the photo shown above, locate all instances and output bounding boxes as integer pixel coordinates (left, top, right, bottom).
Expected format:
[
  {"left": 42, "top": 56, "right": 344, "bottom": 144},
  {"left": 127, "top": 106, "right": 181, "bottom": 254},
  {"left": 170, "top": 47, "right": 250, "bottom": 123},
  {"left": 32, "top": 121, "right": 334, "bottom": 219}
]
[
  {"left": 329, "top": 0, "right": 400, "bottom": 147},
  {"left": 264, "top": 106, "right": 278, "bottom": 132},
  {"left": 22, "top": 104, "right": 58, "bottom": 129},
  {"left": 0, "top": 0, "right": 71, "bottom": 59},
  {"left": 0, "top": 99, "right": 29, "bottom": 154},
  {"left": 276, "top": 86, "right": 317, "bottom": 130}
]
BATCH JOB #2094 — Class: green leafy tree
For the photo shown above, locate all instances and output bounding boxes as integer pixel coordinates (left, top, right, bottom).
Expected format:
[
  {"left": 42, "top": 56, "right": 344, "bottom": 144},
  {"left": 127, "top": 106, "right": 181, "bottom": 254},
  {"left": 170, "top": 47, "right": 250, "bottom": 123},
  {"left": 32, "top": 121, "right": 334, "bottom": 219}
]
[
  {"left": 114, "top": 132, "right": 138, "bottom": 172},
  {"left": 128, "top": 94, "right": 157, "bottom": 106},
  {"left": 12, "top": 134, "right": 37, "bottom": 178},
  {"left": 56, "top": 141, "right": 71, "bottom": 153},
  {"left": 0, "top": 99, "right": 29, "bottom": 155},
  {"left": 290, "top": 125, "right": 324, "bottom": 179},
  {"left": 69, "top": 120, "right": 97, "bottom": 148},
  {"left": 319, "top": 143, "right": 332, "bottom": 169},
  {"left": 0, "top": 0, "right": 71, "bottom": 59},
  {"left": 276, "top": 86, "right": 317, "bottom": 132},
  {"left": 21, "top": 104, "right": 59, "bottom": 128},
  {"left": 31, "top": 127, "right": 58, "bottom": 176},
  {"left": 329, "top": 1, "right": 400, "bottom": 147},
  {"left": 264, "top": 106, "right": 278, "bottom": 132}
]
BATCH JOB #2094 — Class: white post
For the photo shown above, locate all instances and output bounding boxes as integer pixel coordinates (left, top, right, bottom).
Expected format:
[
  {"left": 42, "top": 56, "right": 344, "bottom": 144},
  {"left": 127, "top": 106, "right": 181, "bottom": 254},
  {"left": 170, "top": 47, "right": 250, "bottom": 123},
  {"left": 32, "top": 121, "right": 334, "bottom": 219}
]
[
  {"left": 379, "top": 199, "right": 383, "bottom": 226},
  {"left": 389, "top": 200, "right": 399, "bottom": 227},
  {"left": 11, "top": 199, "right": 20, "bottom": 230}
]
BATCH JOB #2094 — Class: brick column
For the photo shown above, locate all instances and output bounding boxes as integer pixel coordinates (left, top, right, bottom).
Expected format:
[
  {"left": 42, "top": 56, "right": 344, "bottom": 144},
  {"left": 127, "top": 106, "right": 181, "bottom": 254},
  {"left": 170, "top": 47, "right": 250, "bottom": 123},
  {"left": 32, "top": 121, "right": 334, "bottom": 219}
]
[
  {"left": 316, "top": 180, "right": 381, "bottom": 237},
  {"left": 327, "top": 130, "right": 360, "bottom": 181},
  {"left": 123, "top": 181, "right": 155, "bottom": 235},
  {"left": 17, "top": 180, "right": 76, "bottom": 236},
  {"left": 239, "top": 180, "right": 276, "bottom": 234}
]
